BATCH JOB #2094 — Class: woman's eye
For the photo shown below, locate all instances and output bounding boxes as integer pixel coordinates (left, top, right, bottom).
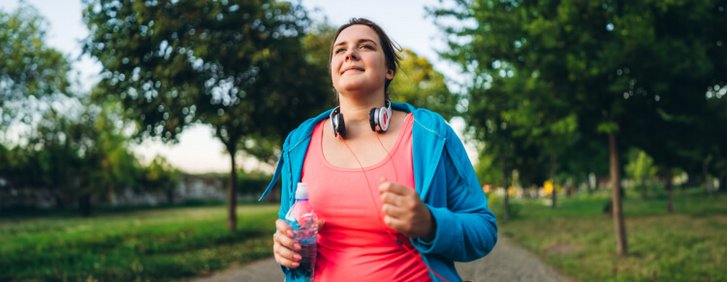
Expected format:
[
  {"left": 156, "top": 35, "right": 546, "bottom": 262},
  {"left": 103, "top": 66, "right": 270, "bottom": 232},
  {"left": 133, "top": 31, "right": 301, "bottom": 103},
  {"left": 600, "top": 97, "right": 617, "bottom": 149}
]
[
  {"left": 360, "top": 45, "right": 374, "bottom": 50},
  {"left": 335, "top": 48, "right": 345, "bottom": 54}
]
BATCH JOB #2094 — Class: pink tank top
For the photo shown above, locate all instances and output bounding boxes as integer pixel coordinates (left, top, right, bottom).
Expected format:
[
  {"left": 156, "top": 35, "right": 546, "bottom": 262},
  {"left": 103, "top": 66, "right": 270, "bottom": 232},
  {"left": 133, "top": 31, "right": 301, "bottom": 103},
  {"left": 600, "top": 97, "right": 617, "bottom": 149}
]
[{"left": 301, "top": 113, "right": 430, "bottom": 281}]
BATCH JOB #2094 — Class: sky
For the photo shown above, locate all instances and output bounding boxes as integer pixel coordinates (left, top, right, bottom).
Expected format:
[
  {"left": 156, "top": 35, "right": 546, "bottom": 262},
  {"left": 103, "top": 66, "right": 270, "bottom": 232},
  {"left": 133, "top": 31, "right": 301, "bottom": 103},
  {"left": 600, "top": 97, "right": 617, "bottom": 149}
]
[{"left": 1, "top": 0, "right": 474, "bottom": 174}]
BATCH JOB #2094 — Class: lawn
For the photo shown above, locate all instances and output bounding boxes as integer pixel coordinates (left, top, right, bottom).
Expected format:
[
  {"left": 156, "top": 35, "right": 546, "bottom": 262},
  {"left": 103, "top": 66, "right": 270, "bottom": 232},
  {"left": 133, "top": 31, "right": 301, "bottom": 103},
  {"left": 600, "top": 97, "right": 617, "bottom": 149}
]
[
  {"left": 491, "top": 189, "right": 727, "bottom": 281},
  {"left": 0, "top": 204, "right": 279, "bottom": 281}
]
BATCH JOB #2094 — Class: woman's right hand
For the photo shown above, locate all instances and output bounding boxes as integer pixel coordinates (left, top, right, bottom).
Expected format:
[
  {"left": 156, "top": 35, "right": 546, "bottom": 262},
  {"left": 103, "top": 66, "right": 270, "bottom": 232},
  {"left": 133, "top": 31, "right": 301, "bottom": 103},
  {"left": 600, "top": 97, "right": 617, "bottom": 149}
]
[{"left": 273, "top": 219, "right": 301, "bottom": 269}]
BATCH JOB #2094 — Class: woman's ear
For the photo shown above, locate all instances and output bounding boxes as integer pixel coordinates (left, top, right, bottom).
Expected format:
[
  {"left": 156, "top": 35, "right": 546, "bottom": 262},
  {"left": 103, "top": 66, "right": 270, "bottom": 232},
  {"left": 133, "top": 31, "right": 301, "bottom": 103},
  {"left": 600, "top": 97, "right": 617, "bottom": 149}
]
[{"left": 386, "top": 69, "right": 394, "bottom": 80}]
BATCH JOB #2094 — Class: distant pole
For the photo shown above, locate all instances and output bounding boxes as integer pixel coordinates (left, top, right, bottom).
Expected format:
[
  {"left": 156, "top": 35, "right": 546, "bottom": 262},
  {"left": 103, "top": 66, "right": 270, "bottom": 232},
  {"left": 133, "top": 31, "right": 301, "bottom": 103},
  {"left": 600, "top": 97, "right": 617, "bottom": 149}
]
[
  {"left": 609, "top": 133, "right": 628, "bottom": 256},
  {"left": 666, "top": 169, "right": 674, "bottom": 214}
]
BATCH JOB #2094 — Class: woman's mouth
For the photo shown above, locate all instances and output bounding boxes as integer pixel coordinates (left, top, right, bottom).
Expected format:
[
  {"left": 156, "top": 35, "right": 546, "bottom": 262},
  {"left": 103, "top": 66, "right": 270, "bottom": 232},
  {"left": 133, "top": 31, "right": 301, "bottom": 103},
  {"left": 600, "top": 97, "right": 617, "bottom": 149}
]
[{"left": 341, "top": 66, "right": 364, "bottom": 74}]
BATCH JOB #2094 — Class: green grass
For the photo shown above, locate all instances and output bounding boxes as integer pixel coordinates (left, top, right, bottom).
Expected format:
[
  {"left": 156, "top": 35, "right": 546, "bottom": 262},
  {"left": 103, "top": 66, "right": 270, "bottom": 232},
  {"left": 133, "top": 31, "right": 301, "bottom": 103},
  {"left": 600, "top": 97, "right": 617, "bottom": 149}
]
[
  {"left": 0, "top": 204, "right": 279, "bottom": 281},
  {"left": 491, "top": 189, "right": 727, "bottom": 281}
]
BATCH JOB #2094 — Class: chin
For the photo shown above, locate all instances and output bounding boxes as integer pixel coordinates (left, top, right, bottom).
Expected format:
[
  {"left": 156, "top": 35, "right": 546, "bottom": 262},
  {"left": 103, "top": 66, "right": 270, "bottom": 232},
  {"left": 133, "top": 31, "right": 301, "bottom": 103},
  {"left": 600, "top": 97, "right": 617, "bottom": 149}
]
[{"left": 336, "top": 80, "right": 368, "bottom": 93}]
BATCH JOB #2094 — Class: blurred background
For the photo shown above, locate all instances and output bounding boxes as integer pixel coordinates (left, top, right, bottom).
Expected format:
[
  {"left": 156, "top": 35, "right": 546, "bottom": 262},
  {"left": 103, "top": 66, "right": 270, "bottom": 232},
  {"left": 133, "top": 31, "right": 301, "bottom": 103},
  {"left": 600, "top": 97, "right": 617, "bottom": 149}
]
[{"left": 1, "top": 0, "right": 725, "bottom": 281}]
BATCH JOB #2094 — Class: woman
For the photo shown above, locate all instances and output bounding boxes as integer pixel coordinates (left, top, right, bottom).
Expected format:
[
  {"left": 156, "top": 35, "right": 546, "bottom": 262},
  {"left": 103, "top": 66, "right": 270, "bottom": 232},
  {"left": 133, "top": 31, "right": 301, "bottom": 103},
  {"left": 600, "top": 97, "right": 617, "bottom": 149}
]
[{"left": 259, "top": 18, "right": 497, "bottom": 281}]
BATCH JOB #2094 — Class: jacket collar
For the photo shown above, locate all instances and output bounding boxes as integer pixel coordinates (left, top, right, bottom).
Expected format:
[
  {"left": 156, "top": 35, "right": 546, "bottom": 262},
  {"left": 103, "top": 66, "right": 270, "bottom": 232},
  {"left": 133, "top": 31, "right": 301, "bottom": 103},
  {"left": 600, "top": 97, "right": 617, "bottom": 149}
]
[{"left": 259, "top": 102, "right": 445, "bottom": 202}]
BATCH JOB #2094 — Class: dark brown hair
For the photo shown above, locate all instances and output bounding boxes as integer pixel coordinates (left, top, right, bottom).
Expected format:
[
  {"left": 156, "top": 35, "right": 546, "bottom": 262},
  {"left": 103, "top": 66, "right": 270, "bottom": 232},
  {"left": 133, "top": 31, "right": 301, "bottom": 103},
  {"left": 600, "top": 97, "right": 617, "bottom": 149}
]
[{"left": 330, "top": 18, "right": 402, "bottom": 96}]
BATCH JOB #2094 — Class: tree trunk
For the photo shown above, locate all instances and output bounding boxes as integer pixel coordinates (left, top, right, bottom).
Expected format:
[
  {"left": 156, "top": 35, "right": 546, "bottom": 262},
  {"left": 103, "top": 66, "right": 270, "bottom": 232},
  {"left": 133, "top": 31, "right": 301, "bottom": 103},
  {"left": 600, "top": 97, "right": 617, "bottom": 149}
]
[
  {"left": 107, "top": 183, "right": 116, "bottom": 207},
  {"left": 609, "top": 133, "right": 627, "bottom": 256},
  {"left": 586, "top": 173, "right": 594, "bottom": 195},
  {"left": 54, "top": 192, "right": 65, "bottom": 209},
  {"left": 79, "top": 193, "right": 92, "bottom": 217},
  {"left": 500, "top": 157, "right": 511, "bottom": 222},
  {"left": 502, "top": 174, "right": 511, "bottom": 222},
  {"left": 550, "top": 154, "right": 557, "bottom": 208},
  {"left": 166, "top": 188, "right": 175, "bottom": 204},
  {"left": 702, "top": 157, "right": 712, "bottom": 196},
  {"left": 227, "top": 143, "right": 238, "bottom": 232},
  {"left": 666, "top": 169, "right": 674, "bottom": 214}
]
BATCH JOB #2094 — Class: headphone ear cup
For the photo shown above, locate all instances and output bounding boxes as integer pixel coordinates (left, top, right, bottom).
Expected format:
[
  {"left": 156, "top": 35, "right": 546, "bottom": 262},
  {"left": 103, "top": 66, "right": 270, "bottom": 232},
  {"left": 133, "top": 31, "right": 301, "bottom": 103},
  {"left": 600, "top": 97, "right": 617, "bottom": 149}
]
[
  {"left": 330, "top": 107, "right": 346, "bottom": 138},
  {"left": 379, "top": 106, "right": 391, "bottom": 132},
  {"left": 369, "top": 107, "right": 379, "bottom": 132},
  {"left": 335, "top": 112, "right": 346, "bottom": 138}
]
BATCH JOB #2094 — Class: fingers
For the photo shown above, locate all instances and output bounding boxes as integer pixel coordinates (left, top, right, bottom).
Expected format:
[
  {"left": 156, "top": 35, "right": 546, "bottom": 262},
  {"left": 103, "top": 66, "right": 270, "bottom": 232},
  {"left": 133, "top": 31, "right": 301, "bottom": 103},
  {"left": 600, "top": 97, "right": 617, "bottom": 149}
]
[
  {"left": 274, "top": 238, "right": 301, "bottom": 268},
  {"left": 379, "top": 180, "right": 414, "bottom": 209},
  {"left": 378, "top": 179, "right": 411, "bottom": 196},
  {"left": 275, "top": 219, "right": 293, "bottom": 236},
  {"left": 316, "top": 218, "right": 326, "bottom": 230},
  {"left": 378, "top": 179, "right": 433, "bottom": 238},
  {"left": 382, "top": 203, "right": 407, "bottom": 217},
  {"left": 273, "top": 219, "right": 301, "bottom": 268},
  {"left": 383, "top": 214, "right": 406, "bottom": 230},
  {"left": 275, "top": 220, "right": 299, "bottom": 249}
]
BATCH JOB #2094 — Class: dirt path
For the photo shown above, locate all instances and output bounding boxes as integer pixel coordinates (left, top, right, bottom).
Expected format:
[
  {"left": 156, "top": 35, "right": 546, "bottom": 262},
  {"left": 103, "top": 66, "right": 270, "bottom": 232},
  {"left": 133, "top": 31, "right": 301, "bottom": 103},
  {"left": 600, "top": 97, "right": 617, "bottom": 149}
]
[{"left": 189, "top": 236, "right": 570, "bottom": 282}]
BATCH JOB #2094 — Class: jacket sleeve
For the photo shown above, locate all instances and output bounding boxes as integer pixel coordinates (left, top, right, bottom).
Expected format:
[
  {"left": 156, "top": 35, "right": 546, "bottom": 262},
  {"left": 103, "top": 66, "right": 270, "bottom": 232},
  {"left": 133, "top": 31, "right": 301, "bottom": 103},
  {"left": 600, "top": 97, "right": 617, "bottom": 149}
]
[
  {"left": 412, "top": 125, "right": 498, "bottom": 262},
  {"left": 271, "top": 130, "right": 295, "bottom": 277},
  {"left": 276, "top": 129, "right": 297, "bottom": 220}
]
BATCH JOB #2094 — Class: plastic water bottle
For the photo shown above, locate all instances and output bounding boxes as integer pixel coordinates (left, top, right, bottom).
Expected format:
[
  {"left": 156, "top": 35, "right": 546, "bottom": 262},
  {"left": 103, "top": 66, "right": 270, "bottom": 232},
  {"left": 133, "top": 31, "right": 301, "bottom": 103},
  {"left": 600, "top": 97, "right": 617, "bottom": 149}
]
[{"left": 285, "top": 182, "right": 318, "bottom": 281}]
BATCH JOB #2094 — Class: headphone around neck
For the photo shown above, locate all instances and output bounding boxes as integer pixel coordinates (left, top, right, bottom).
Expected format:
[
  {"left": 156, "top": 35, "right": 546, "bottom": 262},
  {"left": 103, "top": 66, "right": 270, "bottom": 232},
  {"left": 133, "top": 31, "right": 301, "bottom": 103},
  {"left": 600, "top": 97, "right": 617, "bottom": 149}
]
[{"left": 330, "top": 100, "right": 392, "bottom": 139}]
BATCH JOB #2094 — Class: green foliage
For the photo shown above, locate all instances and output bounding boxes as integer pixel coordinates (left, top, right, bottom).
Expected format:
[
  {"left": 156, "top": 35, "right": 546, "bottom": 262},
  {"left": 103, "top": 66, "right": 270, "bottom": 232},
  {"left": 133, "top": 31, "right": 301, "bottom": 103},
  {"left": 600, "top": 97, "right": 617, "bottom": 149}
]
[
  {"left": 389, "top": 49, "right": 457, "bottom": 120},
  {"left": 140, "top": 155, "right": 181, "bottom": 203},
  {"left": 82, "top": 0, "right": 330, "bottom": 146},
  {"left": 237, "top": 170, "right": 273, "bottom": 197},
  {"left": 432, "top": 0, "right": 727, "bottom": 226},
  {"left": 474, "top": 152, "right": 505, "bottom": 186},
  {"left": 0, "top": 3, "right": 147, "bottom": 214},
  {"left": 0, "top": 4, "right": 71, "bottom": 127},
  {"left": 596, "top": 122, "right": 619, "bottom": 135},
  {"left": 0, "top": 92, "right": 142, "bottom": 213},
  {"left": 625, "top": 148, "right": 658, "bottom": 195},
  {"left": 84, "top": 99, "right": 143, "bottom": 203},
  {"left": 485, "top": 191, "right": 521, "bottom": 218},
  {"left": 0, "top": 205, "right": 278, "bottom": 281},
  {"left": 82, "top": 0, "right": 331, "bottom": 229},
  {"left": 491, "top": 190, "right": 727, "bottom": 281}
]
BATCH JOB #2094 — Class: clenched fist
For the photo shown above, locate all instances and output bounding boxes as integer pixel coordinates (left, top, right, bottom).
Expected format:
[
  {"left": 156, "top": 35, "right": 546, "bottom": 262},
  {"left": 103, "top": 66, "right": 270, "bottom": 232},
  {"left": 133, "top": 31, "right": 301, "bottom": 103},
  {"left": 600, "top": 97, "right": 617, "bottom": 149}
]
[{"left": 378, "top": 178, "right": 435, "bottom": 241}]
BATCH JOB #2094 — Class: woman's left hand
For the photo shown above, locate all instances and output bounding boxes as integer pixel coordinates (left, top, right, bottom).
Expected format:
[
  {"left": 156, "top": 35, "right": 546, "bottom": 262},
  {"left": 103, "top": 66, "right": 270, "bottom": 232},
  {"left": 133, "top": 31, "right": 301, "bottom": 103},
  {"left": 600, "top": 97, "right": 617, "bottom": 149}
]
[{"left": 379, "top": 178, "right": 435, "bottom": 241}]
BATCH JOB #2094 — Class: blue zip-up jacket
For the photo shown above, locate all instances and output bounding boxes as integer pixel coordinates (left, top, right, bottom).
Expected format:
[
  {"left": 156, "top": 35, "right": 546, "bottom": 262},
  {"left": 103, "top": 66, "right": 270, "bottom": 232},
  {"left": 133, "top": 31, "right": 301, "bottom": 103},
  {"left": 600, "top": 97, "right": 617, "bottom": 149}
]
[{"left": 259, "top": 102, "right": 498, "bottom": 281}]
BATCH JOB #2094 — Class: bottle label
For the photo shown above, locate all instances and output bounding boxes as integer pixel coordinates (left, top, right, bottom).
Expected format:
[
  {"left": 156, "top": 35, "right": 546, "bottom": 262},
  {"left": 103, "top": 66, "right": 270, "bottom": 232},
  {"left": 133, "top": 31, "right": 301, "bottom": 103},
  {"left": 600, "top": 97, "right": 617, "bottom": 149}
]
[{"left": 300, "top": 236, "right": 316, "bottom": 245}]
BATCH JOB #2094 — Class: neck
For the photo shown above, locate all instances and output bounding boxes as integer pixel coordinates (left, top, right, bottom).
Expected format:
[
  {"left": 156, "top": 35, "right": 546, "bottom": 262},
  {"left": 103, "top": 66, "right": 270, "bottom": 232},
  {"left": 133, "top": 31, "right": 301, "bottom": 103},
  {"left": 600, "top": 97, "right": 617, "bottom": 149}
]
[{"left": 337, "top": 92, "right": 387, "bottom": 123}]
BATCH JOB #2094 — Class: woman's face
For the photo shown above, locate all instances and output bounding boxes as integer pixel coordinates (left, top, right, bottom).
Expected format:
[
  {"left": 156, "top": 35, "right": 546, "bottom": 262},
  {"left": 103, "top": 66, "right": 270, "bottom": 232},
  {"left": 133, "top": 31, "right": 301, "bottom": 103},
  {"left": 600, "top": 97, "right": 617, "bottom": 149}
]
[{"left": 330, "top": 25, "right": 393, "bottom": 96}]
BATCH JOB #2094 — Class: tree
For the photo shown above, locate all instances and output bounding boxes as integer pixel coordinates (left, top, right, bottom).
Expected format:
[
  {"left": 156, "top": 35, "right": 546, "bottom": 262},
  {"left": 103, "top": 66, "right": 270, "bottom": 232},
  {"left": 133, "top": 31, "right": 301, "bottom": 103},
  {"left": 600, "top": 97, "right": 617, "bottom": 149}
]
[
  {"left": 624, "top": 149, "right": 657, "bottom": 199},
  {"left": 433, "top": 0, "right": 727, "bottom": 255},
  {"left": 83, "top": 0, "right": 330, "bottom": 231},
  {"left": 432, "top": 0, "right": 631, "bottom": 254},
  {"left": 704, "top": 94, "right": 727, "bottom": 192},
  {"left": 390, "top": 49, "right": 457, "bottom": 119},
  {"left": 0, "top": 4, "right": 71, "bottom": 128},
  {"left": 83, "top": 97, "right": 141, "bottom": 209},
  {"left": 464, "top": 74, "right": 549, "bottom": 221},
  {"left": 25, "top": 94, "right": 140, "bottom": 215},
  {"left": 141, "top": 155, "right": 181, "bottom": 204},
  {"left": 26, "top": 108, "right": 84, "bottom": 209},
  {"left": 618, "top": 0, "right": 727, "bottom": 212}
]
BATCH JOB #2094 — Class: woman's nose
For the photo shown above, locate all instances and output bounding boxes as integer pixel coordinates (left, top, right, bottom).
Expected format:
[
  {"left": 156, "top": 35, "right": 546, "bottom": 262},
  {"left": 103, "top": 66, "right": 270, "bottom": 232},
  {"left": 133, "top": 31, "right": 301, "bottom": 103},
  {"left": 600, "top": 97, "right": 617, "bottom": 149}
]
[{"left": 345, "top": 48, "right": 359, "bottom": 61}]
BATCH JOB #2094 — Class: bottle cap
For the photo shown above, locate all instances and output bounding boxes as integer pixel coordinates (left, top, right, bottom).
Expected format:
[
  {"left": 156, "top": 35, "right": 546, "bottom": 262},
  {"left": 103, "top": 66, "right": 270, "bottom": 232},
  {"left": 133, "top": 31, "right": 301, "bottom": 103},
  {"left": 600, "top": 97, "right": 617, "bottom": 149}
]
[{"left": 295, "top": 182, "right": 308, "bottom": 200}]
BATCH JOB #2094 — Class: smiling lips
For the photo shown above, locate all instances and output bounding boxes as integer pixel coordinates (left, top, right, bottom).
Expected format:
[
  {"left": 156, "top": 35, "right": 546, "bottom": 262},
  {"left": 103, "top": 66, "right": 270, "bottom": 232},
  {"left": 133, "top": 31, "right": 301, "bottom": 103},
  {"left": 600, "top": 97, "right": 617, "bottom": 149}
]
[{"left": 341, "top": 66, "right": 364, "bottom": 74}]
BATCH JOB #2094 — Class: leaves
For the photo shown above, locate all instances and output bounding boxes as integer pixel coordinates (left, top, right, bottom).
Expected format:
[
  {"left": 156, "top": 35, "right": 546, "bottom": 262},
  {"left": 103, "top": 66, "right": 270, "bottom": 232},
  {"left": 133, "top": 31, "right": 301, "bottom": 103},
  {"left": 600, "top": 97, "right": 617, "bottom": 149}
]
[
  {"left": 432, "top": 0, "right": 727, "bottom": 184},
  {"left": 389, "top": 49, "right": 457, "bottom": 120},
  {"left": 82, "top": 0, "right": 330, "bottom": 148},
  {"left": 0, "top": 4, "right": 71, "bottom": 127}
]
